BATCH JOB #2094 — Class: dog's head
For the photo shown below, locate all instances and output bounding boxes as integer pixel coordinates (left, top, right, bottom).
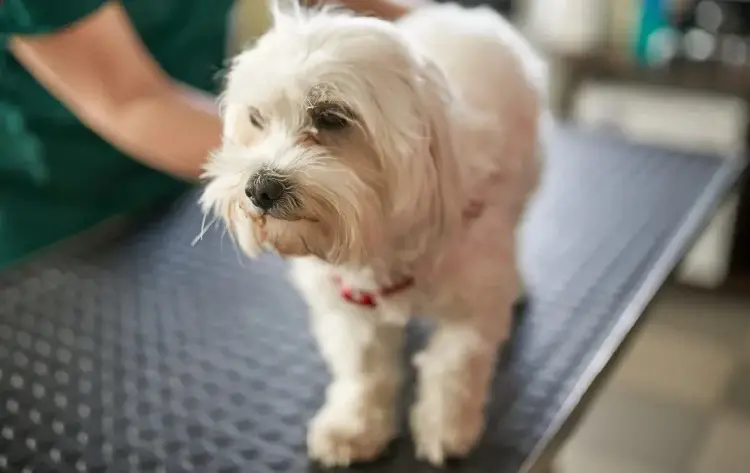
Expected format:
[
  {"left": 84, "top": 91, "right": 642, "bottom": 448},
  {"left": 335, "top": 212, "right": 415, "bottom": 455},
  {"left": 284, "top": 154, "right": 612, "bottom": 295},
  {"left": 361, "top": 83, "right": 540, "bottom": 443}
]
[{"left": 201, "top": 4, "right": 462, "bottom": 265}]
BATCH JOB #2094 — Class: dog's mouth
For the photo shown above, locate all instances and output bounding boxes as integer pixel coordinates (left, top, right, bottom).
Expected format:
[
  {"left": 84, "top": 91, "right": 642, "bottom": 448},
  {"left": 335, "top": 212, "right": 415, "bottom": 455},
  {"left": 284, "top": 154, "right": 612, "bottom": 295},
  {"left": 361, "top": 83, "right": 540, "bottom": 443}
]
[
  {"left": 239, "top": 198, "right": 319, "bottom": 223},
  {"left": 271, "top": 214, "right": 320, "bottom": 223},
  {"left": 246, "top": 209, "right": 328, "bottom": 259}
]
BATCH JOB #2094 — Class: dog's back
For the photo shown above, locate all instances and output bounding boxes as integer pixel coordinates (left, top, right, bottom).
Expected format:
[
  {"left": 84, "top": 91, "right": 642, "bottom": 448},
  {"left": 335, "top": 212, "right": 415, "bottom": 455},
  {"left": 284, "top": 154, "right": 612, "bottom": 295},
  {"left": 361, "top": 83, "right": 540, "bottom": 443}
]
[{"left": 397, "top": 4, "right": 546, "bottom": 124}]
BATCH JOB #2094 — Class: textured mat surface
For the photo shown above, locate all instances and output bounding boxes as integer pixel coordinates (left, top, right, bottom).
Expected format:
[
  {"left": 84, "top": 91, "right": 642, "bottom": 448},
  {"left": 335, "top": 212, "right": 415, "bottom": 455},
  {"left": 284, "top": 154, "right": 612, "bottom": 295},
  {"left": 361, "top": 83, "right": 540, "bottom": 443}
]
[{"left": 0, "top": 127, "right": 743, "bottom": 473}]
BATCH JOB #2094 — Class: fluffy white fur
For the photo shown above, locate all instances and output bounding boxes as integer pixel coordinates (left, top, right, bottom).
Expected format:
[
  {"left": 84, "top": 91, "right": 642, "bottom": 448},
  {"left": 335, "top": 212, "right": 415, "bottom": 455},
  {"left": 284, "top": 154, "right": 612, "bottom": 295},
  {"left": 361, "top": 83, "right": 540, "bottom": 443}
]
[{"left": 201, "top": 2, "right": 545, "bottom": 467}]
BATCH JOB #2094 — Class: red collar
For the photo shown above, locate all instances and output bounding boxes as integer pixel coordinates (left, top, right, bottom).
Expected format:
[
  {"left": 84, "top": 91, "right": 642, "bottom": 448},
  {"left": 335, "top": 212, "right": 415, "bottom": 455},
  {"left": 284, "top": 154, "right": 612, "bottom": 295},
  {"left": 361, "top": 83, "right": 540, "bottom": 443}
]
[
  {"left": 332, "top": 275, "right": 415, "bottom": 308},
  {"left": 331, "top": 197, "right": 484, "bottom": 308}
]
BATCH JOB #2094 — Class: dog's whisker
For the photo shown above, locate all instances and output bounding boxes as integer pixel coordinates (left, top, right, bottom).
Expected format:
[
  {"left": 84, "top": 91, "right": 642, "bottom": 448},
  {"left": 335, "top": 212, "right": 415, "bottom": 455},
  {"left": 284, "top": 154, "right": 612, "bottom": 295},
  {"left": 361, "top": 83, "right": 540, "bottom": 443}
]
[{"left": 192, "top": 214, "right": 219, "bottom": 247}]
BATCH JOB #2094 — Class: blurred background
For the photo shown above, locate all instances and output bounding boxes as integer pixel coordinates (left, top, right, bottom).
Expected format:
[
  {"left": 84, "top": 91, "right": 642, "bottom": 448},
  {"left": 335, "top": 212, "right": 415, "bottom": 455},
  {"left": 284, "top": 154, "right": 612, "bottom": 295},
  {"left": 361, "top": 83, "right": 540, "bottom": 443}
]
[
  {"left": 523, "top": 0, "right": 750, "bottom": 293},
  {"left": 516, "top": 1, "right": 750, "bottom": 472}
]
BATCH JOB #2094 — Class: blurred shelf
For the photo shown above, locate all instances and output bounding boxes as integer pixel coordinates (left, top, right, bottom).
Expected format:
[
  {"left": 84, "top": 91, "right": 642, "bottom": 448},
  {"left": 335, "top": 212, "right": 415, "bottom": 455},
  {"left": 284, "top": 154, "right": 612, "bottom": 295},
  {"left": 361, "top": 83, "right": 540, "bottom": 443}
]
[{"left": 558, "top": 50, "right": 750, "bottom": 98}]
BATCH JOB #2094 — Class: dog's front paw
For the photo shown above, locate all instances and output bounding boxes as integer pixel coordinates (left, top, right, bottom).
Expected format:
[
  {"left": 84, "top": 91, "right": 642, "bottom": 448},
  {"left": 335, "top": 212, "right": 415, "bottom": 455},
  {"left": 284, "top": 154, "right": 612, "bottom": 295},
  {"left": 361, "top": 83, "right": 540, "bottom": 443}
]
[
  {"left": 410, "top": 394, "right": 484, "bottom": 467},
  {"left": 307, "top": 398, "right": 395, "bottom": 468}
]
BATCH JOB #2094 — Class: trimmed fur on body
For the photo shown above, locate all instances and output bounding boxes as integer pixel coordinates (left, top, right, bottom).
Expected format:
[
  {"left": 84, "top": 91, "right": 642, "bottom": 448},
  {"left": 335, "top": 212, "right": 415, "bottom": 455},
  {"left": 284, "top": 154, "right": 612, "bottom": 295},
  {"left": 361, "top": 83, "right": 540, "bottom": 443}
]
[{"left": 201, "top": 2, "right": 546, "bottom": 467}]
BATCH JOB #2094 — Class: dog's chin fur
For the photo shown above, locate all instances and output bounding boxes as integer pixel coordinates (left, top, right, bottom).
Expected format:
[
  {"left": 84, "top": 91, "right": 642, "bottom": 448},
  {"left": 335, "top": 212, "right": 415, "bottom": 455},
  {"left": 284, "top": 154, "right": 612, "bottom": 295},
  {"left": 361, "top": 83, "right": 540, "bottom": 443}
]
[{"left": 201, "top": 1, "right": 546, "bottom": 468}]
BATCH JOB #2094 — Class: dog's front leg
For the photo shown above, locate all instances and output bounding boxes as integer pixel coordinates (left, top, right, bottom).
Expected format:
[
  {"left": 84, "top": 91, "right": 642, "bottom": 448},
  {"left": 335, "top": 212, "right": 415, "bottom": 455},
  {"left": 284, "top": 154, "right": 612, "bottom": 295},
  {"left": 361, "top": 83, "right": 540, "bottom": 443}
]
[
  {"left": 307, "top": 306, "right": 404, "bottom": 467},
  {"left": 410, "top": 310, "right": 510, "bottom": 466}
]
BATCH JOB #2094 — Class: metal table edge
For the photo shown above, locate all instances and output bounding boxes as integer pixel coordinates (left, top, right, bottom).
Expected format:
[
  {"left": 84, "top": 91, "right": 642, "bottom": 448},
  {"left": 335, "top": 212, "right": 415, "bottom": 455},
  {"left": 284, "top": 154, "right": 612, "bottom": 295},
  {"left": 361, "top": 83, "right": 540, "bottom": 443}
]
[{"left": 519, "top": 156, "right": 747, "bottom": 473}]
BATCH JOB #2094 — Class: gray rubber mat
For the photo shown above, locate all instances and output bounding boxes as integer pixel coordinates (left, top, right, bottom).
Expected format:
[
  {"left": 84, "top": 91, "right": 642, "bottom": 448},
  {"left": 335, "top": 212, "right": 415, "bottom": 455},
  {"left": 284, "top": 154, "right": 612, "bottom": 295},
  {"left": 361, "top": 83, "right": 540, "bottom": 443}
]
[{"left": 0, "top": 127, "right": 743, "bottom": 473}]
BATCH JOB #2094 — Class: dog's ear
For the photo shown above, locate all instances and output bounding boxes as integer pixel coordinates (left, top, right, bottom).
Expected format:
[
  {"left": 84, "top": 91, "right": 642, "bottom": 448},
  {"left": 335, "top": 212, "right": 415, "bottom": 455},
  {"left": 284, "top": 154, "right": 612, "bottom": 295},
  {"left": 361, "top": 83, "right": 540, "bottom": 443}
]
[{"left": 413, "top": 59, "right": 464, "bottom": 235}]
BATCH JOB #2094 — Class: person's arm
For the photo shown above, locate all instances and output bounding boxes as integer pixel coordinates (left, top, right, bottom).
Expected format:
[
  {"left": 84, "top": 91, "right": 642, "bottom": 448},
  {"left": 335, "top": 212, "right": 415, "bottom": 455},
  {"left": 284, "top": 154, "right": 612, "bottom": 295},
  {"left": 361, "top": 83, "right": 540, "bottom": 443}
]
[{"left": 8, "top": 1, "right": 227, "bottom": 181}]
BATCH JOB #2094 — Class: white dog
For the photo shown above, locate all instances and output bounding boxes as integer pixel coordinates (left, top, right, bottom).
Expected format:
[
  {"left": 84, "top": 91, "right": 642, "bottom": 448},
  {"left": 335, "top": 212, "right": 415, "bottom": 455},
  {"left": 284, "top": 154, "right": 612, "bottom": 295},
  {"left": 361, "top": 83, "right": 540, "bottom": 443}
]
[{"left": 201, "top": 1, "right": 545, "bottom": 467}]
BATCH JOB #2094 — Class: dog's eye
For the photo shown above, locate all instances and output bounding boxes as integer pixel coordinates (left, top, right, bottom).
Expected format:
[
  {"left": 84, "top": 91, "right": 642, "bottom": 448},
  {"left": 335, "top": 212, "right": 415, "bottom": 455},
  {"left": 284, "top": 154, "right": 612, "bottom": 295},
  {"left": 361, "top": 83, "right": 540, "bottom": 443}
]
[
  {"left": 311, "top": 106, "right": 351, "bottom": 131},
  {"left": 249, "top": 107, "right": 264, "bottom": 129},
  {"left": 315, "top": 111, "right": 348, "bottom": 130}
]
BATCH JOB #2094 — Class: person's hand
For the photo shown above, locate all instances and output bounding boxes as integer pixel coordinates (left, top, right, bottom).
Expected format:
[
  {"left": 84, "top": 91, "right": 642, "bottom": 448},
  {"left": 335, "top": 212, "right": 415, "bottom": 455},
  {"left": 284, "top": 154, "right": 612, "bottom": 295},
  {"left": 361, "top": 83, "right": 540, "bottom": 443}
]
[{"left": 305, "top": 0, "right": 424, "bottom": 21}]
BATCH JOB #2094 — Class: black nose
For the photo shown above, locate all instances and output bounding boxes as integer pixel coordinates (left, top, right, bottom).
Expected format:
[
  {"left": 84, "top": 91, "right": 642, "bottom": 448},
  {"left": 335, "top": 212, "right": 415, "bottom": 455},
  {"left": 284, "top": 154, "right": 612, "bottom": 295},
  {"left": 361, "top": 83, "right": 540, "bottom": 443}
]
[{"left": 245, "top": 175, "right": 285, "bottom": 211}]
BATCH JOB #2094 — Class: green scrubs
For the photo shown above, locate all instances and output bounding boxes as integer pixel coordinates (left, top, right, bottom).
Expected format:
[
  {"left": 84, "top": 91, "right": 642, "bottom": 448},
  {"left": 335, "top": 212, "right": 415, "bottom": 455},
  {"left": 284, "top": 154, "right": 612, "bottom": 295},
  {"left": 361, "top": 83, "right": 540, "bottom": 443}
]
[{"left": 0, "top": 0, "right": 233, "bottom": 269}]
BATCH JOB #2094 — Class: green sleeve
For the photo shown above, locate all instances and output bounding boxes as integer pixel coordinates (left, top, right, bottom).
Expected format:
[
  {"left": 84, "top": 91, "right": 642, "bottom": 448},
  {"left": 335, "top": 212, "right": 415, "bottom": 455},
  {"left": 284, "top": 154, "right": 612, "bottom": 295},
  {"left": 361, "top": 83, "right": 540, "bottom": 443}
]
[{"left": 0, "top": 0, "right": 108, "bottom": 35}]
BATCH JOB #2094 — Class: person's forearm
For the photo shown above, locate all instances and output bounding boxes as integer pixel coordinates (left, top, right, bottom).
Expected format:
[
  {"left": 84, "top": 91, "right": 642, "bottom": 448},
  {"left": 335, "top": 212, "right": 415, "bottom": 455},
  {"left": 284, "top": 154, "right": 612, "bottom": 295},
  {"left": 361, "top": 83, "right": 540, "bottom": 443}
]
[{"left": 101, "top": 81, "right": 223, "bottom": 181}]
